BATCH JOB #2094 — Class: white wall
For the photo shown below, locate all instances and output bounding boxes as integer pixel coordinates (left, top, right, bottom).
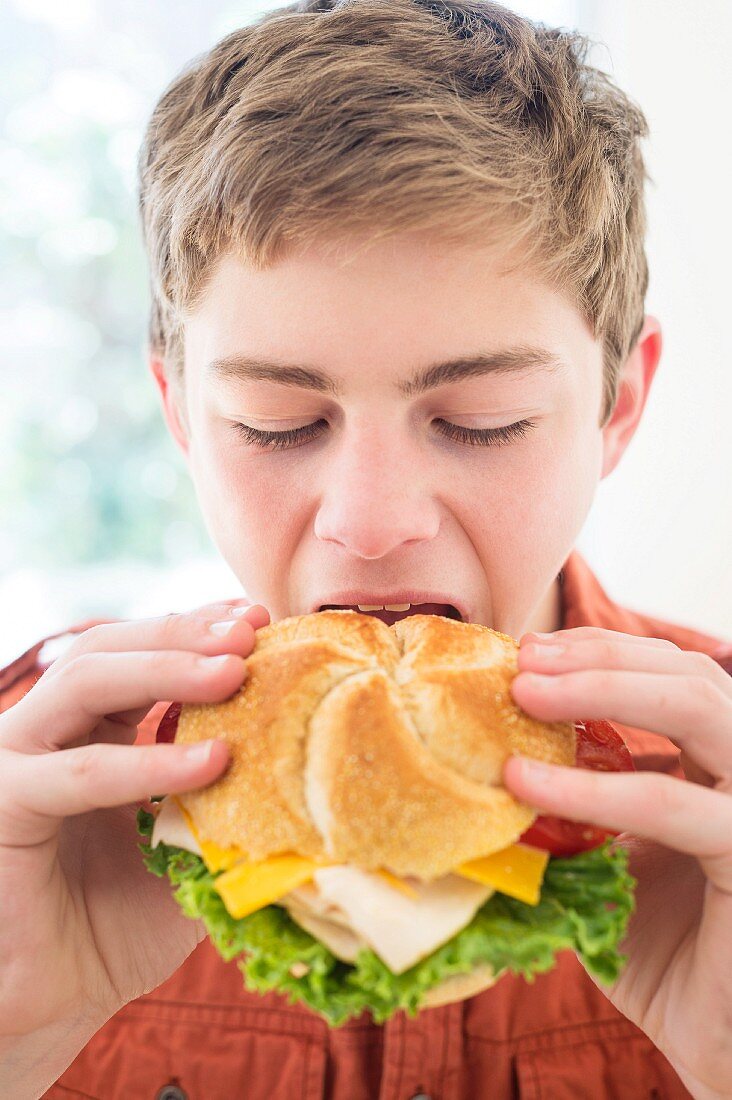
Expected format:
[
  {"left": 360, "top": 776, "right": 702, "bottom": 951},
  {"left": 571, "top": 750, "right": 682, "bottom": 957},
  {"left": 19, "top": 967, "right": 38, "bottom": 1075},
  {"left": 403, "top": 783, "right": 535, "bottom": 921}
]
[{"left": 573, "top": 0, "right": 731, "bottom": 638}]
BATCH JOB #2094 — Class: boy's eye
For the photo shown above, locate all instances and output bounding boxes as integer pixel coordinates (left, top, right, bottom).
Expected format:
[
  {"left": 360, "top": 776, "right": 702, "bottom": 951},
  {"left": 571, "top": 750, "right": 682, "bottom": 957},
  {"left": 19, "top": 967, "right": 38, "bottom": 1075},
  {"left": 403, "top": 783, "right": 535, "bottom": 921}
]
[
  {"left": 231, "top": 417, "right": 537, "bottom": 450},
  {"left": 432, "top": 418, "right": 536, "bottom": 446},
  {"left": 231, "top": 419, "right": 329, "bottom": 450}
]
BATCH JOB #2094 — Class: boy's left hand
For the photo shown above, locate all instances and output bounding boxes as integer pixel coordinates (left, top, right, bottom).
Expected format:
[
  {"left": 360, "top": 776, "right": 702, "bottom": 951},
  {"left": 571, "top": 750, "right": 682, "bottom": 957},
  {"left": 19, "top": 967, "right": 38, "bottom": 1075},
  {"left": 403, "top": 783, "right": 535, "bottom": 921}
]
[{"left": 504, "top": 626, "right": 732, "bottom": 1100}]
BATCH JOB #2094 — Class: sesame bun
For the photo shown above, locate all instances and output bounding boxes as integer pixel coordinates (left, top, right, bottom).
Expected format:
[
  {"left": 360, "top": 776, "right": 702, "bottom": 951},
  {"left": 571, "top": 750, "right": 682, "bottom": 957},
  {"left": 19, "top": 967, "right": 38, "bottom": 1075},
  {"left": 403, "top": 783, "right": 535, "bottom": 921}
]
[
  {"left": 174, "top": 610, "right": 575, "bottom": 880},
  {"left": 422, "top": 964, "right": 501, "bottom": 1008}
]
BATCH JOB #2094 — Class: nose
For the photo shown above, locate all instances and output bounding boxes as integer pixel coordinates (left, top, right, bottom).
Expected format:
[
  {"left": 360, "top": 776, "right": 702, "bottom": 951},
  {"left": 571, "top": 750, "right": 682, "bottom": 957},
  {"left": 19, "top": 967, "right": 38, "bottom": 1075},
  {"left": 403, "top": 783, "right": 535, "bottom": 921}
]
[{"left": 313, "top": 427, "right": 441, "bottom": 559}]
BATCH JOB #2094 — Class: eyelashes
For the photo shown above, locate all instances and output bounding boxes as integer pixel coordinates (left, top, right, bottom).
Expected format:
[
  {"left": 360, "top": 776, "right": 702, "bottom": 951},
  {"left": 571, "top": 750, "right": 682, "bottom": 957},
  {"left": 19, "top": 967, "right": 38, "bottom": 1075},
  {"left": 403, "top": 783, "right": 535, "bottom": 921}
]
[
  {"left": 432, "top": 418, "right": 535, "bottom": 447},
  {"left": 232, "top": 419, "right": 329, "bottom": 450},
  {"left": 231, "top": 417, "right": 536, "bottom": 451}
]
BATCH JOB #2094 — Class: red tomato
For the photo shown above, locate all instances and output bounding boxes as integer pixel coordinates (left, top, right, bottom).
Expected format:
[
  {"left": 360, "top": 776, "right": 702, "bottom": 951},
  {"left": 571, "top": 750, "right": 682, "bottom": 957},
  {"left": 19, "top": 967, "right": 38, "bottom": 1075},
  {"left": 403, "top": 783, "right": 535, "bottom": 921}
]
[
  {"left": 574, "top": 718, "right": 634, "bottom": 773},
  {"left": 519, "top": 719, "right": 635, "bottom": 857},
  {"left": 156, "top": 701, "right": 182, "bottom": 744}
]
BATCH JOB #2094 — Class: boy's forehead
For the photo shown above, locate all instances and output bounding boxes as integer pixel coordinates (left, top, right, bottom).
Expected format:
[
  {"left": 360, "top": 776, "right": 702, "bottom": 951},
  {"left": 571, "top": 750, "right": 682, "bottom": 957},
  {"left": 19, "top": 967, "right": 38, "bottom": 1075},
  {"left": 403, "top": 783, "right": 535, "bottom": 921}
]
[
  {"left": 183, "top": 235, "right": 601, "bottom": 388},
  {"left": 190, "top": 233, "right": 556, "bottom": 312}
]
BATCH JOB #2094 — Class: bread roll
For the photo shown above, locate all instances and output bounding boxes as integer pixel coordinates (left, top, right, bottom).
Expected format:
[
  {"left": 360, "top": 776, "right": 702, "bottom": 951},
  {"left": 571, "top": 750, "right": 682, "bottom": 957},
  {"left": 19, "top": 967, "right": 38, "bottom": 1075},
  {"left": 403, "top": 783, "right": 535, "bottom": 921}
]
[
  {"left": 175, "top": 611, "right": 574, "bottom": 880},
  {"left": 421, "top": 964, "right": 501, "bottom": 1008}
]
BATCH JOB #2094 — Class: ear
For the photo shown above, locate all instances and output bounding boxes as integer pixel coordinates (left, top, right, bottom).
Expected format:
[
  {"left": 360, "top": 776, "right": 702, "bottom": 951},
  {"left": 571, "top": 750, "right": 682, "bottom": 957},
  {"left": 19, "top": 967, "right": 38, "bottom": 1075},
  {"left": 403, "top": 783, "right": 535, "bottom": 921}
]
[
  {"left": 148, "top": 353, "right": 190, "bottom": 457},
  {"left": 601, "top": 315, "right": 662, "bottom": 479}
]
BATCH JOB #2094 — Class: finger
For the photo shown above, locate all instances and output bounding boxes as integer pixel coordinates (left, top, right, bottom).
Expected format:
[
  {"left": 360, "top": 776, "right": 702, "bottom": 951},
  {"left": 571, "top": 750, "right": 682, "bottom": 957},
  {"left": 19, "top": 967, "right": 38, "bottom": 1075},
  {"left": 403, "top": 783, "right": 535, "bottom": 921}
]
[
  {"left": 511, "top": 668, "right": 732, "bottom": 777},
  {"left": 521, "top": 626, "right": 681, "bottom": 650},
  {"left": 0, "top": 740, "right": 231, "bottom": 848},
  {"left": 503, "top": 756, "right": 732, "bottom": 892},
  {"left": 83, "top": 603, "right": 271, "bottom": 735},
  {"left": 1, "top": 651, "right": 248, "bottom": 754},
  {"left": 519, "top": 636, "right": 732, "bottom": 698},
  {"left": 41, "top": 600, "right": 269, "bottom": 682},
  {"left": 239, "top": 603, "right": 270, "bottom": 630},
  {"left": 1, "top": 601, "right": 268, "bottom": 752}
]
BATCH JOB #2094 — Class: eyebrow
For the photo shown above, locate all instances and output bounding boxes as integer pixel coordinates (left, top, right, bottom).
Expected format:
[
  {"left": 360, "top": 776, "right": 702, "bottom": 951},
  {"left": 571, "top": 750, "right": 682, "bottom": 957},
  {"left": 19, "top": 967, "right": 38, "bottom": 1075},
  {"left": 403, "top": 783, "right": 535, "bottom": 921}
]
[{"left": 205, "top": 345, "right": 562, "bottom": 398}]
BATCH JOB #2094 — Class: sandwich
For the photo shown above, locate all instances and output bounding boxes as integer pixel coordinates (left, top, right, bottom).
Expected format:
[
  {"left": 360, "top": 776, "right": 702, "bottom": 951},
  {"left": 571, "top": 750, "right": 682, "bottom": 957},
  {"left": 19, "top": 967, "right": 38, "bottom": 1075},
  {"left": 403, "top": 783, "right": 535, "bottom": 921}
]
[{"left": 137, "top": 608, "right": 635, "bottom": 1025}]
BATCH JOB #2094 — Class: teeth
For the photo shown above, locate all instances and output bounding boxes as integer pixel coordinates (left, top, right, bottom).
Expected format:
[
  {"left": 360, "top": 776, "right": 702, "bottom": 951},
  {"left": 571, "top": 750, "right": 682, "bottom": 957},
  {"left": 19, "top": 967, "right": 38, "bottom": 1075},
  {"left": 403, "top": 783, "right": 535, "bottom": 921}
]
[{"left": 356, "top": 602, "right": 412, "bottom": 612}]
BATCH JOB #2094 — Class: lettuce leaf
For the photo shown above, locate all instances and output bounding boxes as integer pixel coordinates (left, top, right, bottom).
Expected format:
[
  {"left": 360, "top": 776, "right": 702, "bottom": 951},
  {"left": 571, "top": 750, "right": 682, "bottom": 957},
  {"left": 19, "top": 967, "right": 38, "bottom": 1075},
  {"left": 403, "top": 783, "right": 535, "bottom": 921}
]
[{"left": 137, "top": 809, "right": 634, "bottom": 1026}]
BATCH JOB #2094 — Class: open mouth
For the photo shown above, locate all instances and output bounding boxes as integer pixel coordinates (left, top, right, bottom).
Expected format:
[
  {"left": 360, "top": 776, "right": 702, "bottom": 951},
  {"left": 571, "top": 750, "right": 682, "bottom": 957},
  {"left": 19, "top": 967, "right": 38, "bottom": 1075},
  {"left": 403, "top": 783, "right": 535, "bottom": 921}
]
[{"left": 318, "top": 602, "right": 463, "bottom": 627}]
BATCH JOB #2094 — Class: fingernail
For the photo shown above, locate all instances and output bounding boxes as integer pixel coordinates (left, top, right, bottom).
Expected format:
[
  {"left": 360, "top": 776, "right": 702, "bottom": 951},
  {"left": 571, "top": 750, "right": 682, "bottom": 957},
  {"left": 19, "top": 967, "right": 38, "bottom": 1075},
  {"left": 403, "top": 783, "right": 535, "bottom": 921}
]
[
  {"left": 523, "top": 631, "right": 557, "bottom": 644},
  {"left": 184, "top": 741, "right": 215, "bottom": 764},
  {"left": 198, "top": 654, "right": 231, "bottom": 668},
  {"left": 210, "top": 619, "right": 238, "bottom": 635},
  {"left": 230, "top": 603, "right": 255, "bottom": 617}
]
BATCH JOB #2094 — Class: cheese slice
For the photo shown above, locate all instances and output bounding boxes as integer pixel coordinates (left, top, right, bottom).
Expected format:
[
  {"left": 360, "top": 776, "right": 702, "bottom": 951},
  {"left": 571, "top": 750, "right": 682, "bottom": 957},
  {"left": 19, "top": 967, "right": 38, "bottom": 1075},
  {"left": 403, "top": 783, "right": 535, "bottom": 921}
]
[
  {"left": 151, "top": 796, "right": 240, "bottom": 869},
  {"left": 152, "top": 799, "right": 321, "bottom": 912},
  {"left": 312, "top": 866, "right": 492, "bottom": 974},
  {"left": 214, "top": 854, "right": 321, "bottom": 920},
  {"left": 457, "top": 843, "right": 549, "bottom": 906},
  {"left": 152, "top": 799, "right": 421, "bottom": 898},
  {"left": 173, "top": 798, "right": 243, "bottom": 872},
  {"left": 150, "top": 797, "right": 547, "bottom": 926}
]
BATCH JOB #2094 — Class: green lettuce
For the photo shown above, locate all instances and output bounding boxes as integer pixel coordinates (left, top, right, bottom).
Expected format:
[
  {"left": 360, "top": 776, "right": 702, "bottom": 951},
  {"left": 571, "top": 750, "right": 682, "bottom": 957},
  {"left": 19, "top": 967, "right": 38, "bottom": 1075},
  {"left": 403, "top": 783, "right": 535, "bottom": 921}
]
[{"left": 137, "top": 809, "right": 634, "bottom": 1026}]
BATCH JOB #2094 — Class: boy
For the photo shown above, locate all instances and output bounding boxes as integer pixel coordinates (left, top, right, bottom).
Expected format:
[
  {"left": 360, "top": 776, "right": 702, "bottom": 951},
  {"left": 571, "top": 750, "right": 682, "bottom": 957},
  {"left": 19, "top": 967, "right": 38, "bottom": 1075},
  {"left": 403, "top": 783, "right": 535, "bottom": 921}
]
[{"left": 1, "top": 2, "right": 730, "bottom": 1097}]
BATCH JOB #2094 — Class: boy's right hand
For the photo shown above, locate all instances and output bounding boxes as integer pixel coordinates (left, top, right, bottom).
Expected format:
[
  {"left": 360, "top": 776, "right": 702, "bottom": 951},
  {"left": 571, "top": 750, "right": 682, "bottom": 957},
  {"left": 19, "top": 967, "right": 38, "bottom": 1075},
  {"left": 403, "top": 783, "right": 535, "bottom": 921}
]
[{"left": 0, "top": 599, "right": 269, "bottom": 1042}]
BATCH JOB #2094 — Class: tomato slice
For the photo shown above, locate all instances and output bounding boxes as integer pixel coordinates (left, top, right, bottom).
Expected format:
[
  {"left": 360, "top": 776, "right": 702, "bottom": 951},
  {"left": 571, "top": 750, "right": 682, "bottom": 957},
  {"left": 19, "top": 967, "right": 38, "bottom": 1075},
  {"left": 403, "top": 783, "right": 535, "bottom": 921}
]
[
  {"left": 518, "top": 719, "right": 635, "bottom": 857},
  {"left": 156, "top": 701, "right": 182, "bottom": 744},
  {"left": 574, "top": 717, "right": 634, "bottom": 773}
]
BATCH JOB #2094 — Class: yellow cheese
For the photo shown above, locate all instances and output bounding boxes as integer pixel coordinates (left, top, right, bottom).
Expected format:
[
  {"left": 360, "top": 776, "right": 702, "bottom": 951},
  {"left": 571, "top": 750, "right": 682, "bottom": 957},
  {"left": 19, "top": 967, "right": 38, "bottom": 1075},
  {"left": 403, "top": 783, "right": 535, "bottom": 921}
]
[
  {"left": 171, "top": 796, "right": 546, "bottom": 911},
  {"left": 457, "top": 843, "right": 549, "bottom": 906},
  {"left": 214, "top": 854, "right": 321, "bottom": 919},
  {"left": 173, "top": 797, "right": 245, "bottom": 872},
  {"left": 199, "top": 840, "right": 245, "bottom": 873}
]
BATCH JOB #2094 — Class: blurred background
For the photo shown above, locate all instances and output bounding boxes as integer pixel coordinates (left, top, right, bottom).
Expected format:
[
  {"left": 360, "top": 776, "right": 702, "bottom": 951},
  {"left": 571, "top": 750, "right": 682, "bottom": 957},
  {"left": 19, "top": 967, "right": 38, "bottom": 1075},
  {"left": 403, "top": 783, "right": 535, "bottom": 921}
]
[{"left": 1, "top": 0, "right": 730, "bottom": 666}]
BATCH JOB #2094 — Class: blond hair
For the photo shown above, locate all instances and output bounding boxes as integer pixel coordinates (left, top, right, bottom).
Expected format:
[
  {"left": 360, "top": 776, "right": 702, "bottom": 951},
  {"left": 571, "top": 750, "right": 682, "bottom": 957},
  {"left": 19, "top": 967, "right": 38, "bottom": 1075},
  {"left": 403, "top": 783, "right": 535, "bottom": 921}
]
[{"left": 138, "top": 0, "right": 649, "bottom": 422}]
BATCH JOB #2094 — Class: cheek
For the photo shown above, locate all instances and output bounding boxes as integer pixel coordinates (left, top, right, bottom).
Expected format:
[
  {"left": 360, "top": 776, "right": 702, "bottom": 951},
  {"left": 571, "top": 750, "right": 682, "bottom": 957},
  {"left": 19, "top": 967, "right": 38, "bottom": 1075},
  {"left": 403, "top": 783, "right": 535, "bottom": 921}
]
[
  {"left": 465, "top": 426, "right": 600, "bottom": 536},
  {"left": 458, "top": 419, "right": 602, "bottom": 624},
  {"left": 521, "top": 421, "right": 601, "bottom": 531},
  {"left": 187, "top": 430, "right": 306, "bottom": 591}
]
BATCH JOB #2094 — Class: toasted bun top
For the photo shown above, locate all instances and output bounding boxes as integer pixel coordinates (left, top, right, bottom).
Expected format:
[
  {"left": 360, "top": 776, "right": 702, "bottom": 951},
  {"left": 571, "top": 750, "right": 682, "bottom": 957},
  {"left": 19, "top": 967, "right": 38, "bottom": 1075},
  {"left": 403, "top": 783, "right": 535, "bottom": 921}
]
[{"left": 175, "top": 611, "right": 575, "bottom": 879}]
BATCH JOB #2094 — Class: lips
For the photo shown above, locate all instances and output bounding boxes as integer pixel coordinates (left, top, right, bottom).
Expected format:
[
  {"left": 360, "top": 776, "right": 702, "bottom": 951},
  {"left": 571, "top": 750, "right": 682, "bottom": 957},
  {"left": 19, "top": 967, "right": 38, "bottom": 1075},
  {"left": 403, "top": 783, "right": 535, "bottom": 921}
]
[{"left": 319, "top": 602, "right": 462, "bottom": 627}]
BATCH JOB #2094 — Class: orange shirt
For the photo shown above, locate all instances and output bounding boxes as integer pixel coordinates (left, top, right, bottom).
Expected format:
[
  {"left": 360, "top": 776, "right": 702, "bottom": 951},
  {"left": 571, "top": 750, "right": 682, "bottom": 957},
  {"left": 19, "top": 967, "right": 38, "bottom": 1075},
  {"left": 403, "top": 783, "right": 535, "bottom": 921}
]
[{"left": 2, "top": 551, "right": 730, "bottom": 1100}]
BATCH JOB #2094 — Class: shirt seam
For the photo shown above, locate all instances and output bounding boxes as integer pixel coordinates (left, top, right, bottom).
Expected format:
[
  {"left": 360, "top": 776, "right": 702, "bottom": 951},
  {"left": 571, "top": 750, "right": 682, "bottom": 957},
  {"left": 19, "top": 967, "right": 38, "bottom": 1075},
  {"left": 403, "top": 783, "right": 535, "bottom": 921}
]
[
  {"left": 116, "top": 1003, "right": 327, "bottom": 1039},
  {"left": 44, "top": 1085, "right": 98, "bottom": 1100},
  {"left": 465, "top": 1016, "right": 651, "bottom": 1052}
]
